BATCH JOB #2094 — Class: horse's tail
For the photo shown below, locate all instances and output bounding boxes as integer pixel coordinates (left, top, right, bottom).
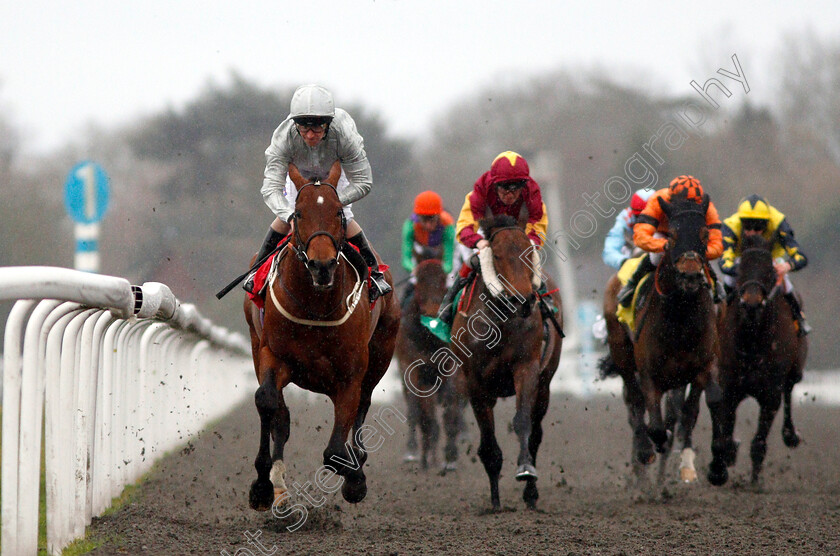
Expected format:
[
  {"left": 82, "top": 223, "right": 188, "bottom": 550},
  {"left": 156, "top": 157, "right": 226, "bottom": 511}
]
[{"left": 598, "top": 354, "right": 621, "bottom": 380}]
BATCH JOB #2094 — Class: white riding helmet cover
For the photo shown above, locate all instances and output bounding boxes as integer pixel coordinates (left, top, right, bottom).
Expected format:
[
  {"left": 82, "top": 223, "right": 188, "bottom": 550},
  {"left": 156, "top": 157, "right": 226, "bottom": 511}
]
[{"left": 290, "top": 84, "right": 335, "bottom": 119}]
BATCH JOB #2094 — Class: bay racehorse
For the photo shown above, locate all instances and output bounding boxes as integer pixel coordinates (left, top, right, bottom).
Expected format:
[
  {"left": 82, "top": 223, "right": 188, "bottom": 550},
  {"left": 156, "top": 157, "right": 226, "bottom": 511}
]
[
  {"left": 396, "top": 258, "right": 465, "bottom": 470},
  {"left": 601, "top": 194, "right": 718, "bottom": 484},
  {"left": 451, "top": 215, "right": 562, "bottom": 510},
  {"left": 243, "top": 169, "right": 400, "bottom": 510},
  {"left": 707, "top": 233, "right": 807, "bottom": 485}
]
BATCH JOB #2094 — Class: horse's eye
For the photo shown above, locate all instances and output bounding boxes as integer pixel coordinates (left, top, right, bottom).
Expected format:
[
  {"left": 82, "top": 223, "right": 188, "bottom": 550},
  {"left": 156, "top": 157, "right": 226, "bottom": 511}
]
[{"left": 294, "top": 210, "right": 302, "bottom": 219}]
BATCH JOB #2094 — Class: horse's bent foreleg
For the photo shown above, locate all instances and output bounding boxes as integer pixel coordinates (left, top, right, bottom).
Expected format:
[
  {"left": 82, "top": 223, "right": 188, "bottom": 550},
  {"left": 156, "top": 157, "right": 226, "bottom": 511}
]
[{"left": 472, "top": 396, "right": 503, "bottom": 510}]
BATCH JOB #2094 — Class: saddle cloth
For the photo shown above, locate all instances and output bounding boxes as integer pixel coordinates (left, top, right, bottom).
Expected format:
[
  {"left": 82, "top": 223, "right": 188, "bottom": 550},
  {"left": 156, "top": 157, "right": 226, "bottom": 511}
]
[{"left": 615, "top": 255, "right": 652, "bottom": 333}]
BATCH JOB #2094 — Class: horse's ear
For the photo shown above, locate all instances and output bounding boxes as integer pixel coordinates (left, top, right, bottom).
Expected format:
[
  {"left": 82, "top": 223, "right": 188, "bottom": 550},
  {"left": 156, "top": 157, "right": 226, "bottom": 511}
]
[
  {"left": 658, "top": 196, "right": 672, "bottom": 218},
  {"left": 288, "top": 163, "right": 307, "bottom": 188},
  {"left": 324, "top": 160, "right": 342, "bottom": 187},
  {"left": 701, "top": 193, "right": 710, "bottom": 213}
]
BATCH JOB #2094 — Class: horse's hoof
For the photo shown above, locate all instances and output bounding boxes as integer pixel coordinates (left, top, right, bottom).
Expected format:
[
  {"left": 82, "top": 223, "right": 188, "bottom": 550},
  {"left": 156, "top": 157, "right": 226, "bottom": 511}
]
[
  {"left": 783, "top": 427, "right": 801, "bottom": 448},
  {"left": 443, "top": 461, "right": 458, "bottom": 473},
  {"left": 724, "top": 439, "right": 740, "bottom": 466},
  {"left": 249, "top": 479, "right": 275, "bottom": 512},
  {"left": 403, "top": 451, "right": 419, "bottom": 463},
  {"left": 341, "top": 476, "right": 367, "bottom": 504},
  {"left": 647, "top": 428, "right": 670, "bottom": 453},
  {"left": 680, "top": 467, "right": 698, "bottom": 483},
  {"left": 707, "top": 462, "right": 729, "bottom": 486},
  {"left": 515, "top": 464, "right": 538, "bottom": 481},
  {"left": 523, "top": 479, "right": 539, "bottom": 509},
  {"left": 678, "top": 448, "right": 697, "bottom": 483}
]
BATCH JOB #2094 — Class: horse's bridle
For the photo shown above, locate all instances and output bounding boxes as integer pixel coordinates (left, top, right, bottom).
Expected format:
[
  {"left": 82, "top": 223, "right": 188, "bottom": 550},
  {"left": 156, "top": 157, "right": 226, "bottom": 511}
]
[
  {"left": 288, "top": 182, "right": 347, "bottom": 271},
  {"left": 736, "top": 248, "right": 782, "bottom": 304}
]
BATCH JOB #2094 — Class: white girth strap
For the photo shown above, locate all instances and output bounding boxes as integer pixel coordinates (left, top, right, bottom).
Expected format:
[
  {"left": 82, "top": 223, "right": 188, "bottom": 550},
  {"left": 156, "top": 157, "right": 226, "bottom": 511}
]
[
  {"left": 478, "top": 243, "right": 542, "bottom": 297},
  {"left": 268, "top": 251, "right": 364, "bottom": 326}
]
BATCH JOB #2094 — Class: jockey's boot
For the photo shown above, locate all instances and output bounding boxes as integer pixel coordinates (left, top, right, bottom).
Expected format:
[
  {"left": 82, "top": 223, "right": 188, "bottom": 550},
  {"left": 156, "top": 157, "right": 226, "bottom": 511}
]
[
  {"left": 438, "top": 273, "right": 472, "bottom": 327},
  {"left": 723, "top": 282, "right": 736, "bottom": 304},
  {"left": 349, "top": 231, "right": 392, "bottom": 302},
  {"left": 536, "top": 280, "right": 558, "bottom": 319},
  {"left": 711, "top": 271, "right": 725, "bottom": 304},
  {"left": 784, "top": 291, "right": 812, "bottom": 336},
  {"left": 243, "top": 227, "right": 286, "bottom": 295},
  {"left": 617, "top": 254, "right": 655, "bottom": 308}
]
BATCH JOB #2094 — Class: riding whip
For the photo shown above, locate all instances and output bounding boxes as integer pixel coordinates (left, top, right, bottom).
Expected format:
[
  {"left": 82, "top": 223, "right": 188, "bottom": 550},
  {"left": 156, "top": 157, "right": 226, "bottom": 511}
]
[{"left": 215, "top": 236, "right": 291, "bottom": 300}]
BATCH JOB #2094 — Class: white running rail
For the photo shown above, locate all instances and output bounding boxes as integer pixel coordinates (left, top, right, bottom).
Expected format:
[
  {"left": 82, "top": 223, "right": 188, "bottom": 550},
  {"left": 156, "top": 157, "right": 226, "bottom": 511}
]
[{"left": 0, "top": 266, "right": 253, "bottom": 555}]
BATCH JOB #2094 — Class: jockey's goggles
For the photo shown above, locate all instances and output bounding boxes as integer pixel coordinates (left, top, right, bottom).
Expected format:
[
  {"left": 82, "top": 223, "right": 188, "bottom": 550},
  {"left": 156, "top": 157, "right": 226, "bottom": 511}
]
[
  {"left": 741, "top": 218, "right": 768, "bottom": 232},
  {"left": 496, "top": 180, "right": 527, "bottom": 192},
  {"left": 295, "top": 120, "right": 329, "bottom": 133}
]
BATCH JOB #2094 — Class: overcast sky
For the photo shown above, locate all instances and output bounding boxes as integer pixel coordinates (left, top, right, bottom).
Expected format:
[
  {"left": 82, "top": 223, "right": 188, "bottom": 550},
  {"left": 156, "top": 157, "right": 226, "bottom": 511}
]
[{"left": 0, "top": 1, "right": 836, "bottom": 154}]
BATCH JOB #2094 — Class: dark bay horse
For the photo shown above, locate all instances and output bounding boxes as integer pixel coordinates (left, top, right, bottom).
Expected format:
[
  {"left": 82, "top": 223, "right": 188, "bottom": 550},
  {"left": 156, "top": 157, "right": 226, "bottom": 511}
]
[
  {"left": 707, "top": 234, "right": 807, "bottom": 486},
  {"left": 244, "top": 174, "right": 400, "bottom": 510},
  {"left": 396, "top": 259, "right": 464, "bottom": 470},
  {"left": 602, "top": 194, "right": 718, "bottom": 484},
  {"left": 451, "top": 215, "right": 562, "bottom": 510}
]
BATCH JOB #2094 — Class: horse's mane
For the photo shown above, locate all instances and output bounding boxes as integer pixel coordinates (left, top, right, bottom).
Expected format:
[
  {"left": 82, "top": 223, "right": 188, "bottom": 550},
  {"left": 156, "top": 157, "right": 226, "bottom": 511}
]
[{"left": 480, "top": 215, "right": 519, "bottom": 238}]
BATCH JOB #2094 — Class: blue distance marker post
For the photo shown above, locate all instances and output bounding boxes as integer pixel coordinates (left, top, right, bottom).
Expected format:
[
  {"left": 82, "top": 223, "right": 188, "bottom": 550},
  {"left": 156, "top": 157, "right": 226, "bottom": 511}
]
[{"left": 64, "top": 161, "right": 110, "bottom": 272}]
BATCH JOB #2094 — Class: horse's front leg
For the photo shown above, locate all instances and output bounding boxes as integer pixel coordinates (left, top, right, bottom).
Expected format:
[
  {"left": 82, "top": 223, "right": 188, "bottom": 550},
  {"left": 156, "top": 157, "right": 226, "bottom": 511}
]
[
  {"left": 640, "top": 373, "right": 668, "bottom": 453},
  {"left": 418, "top": 393, "right": 440, "bottom": 470},
  {"left": 622, "top": 370, "right": 655, "bottom": 469},
  {"left": 402, "top": 388, "right": 421, "bottom": 463},
  {"left": 324, "top": 375, "right": 366, "bottom": 503},
  {"left": 782, "top": 372, "right": 802, "bottom": 448},
  {"left": 751, "top": 390, "right": 782, "bottom": 484},
  {"left": 440, "top": 378, "right": 462, "bottom": 472},
  {"left": 269, "top": 386, "right": 292, "bottom": 506},
  {"left": 521, "top": 371, "right": 551, "bottom": 509},
  {"left": 471, "top": 394, "right": 502, "bottom": 510},
  {"left": 708, "top": 386, "right": 742, "bottom": 486},
  {"left": 674, "top": 382, "right": 705, "bottom": 483},
  {"left": 512, "top": 363, "right": 539, "bottom": 478},
  {"left": 250, "top": 348, "right": 289, "bottom": 511}
]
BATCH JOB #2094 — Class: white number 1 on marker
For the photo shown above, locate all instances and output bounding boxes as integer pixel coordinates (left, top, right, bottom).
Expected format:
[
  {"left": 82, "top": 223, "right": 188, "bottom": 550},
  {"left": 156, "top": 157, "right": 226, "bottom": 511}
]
[{"left": 77, "top": 164, "right": 96, "bottom": 220}]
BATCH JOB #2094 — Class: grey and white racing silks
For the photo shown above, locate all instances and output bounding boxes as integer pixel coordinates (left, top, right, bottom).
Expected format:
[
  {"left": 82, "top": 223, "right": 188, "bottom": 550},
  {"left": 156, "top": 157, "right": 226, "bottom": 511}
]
[{"left": 261, "top": 108, "right": 373, "bottom": 222}]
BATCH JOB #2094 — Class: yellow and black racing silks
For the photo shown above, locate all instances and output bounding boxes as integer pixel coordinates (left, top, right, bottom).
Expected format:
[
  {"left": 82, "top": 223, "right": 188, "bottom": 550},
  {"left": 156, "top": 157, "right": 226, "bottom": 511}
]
[{"left": 719, "top": 194, "right": 807, "bottom": 277}]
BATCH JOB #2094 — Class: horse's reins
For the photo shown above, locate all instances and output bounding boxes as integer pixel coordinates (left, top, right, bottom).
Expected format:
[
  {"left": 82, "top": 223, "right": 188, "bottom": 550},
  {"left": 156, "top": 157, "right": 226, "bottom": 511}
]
[
  {"left": 737, "top": 247, "right": 783, "bottom": 303},
  {"left": 268, "top": 181, "right": 364, "bottom": 327},
  {"left": 479, "top": 226, "right": 564, "bottom": 337}
]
